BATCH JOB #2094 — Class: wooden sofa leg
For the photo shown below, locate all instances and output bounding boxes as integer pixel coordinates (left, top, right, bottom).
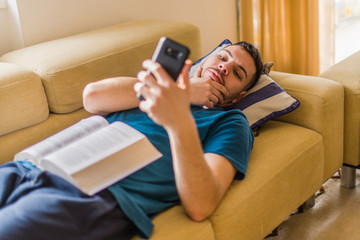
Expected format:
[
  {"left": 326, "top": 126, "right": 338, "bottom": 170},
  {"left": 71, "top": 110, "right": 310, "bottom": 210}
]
[{"left": 341, "top": 165, "right": 356, "bottom": 188}]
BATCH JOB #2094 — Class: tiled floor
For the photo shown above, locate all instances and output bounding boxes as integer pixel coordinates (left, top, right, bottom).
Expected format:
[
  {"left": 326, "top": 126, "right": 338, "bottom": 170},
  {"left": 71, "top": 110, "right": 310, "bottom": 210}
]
[{"left": 267, "top": 172, "right": 360, "bottom": 240}]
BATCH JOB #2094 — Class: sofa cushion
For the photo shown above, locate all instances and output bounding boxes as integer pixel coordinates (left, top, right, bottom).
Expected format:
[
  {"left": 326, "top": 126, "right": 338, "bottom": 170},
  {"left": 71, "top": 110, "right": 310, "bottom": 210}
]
[
  {"left": 0, "top": 109, "right": 91, "bottom": 165},
  {"left": 131, "top": 205, "right": 215, "bottom": 240},
  {"left": 0, "top": 63, "right": 48, "bottom": 136},
  {"left": 210, "top": 121, "right": 323, "bottom": 239},
  {"left": 0, "top": 20, "right": 202, "bottom": 114},
  {"left": 189, "top": 39, "right": 299, "bottom": 130}
]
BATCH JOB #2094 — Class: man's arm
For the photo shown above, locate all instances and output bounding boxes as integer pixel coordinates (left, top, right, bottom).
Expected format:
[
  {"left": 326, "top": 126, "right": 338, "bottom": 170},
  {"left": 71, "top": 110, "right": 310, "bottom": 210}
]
[
  {"left": 168, "top": 121, "right": 237, "bottom": 221},
  {"left": 136, "top": 60, "right": 237, "bottom": 221},
  {"left": 82, "top": 68, "right": 230, "bottom": 115},
  {"left": 82, "top": 77, "right": 139, "bottom": 115}
]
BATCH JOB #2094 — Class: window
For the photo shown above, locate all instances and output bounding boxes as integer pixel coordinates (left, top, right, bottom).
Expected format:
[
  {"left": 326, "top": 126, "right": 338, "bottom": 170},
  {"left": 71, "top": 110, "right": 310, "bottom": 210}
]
[
  {"left": 335, "top": 0, "right": 360, "bottom": 63},
  {"left": 0, "top": 0, "right": 6, "bottom": 9}
]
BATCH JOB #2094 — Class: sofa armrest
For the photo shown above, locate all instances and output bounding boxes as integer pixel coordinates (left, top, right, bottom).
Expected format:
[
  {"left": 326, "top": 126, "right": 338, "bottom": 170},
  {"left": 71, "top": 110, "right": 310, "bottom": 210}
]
[
  {"left": 269, "top": 71, "right": 344, "bottom": 181},
  {"left": 319, "top": 51, "right": 360, "bottom": 167}
]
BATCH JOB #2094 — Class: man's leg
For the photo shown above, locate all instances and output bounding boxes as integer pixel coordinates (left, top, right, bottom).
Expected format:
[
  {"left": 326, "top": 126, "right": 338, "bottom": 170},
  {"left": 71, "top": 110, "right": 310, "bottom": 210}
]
[
  {"left": 0, "top": 162, "right": 136, "bottom": 240},
  {"left": 0, "top": 162, "right": 28, "bottom": 207}
]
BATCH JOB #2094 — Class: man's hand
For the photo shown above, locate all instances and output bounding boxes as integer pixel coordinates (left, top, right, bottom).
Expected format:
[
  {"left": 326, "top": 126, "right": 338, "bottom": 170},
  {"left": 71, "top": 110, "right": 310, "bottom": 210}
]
[
  {"left": 134, "top": 59, "right": 193, "bottom": 130},
  {"left": 189, "top": 67, "right": 229, "bottom": 108}
]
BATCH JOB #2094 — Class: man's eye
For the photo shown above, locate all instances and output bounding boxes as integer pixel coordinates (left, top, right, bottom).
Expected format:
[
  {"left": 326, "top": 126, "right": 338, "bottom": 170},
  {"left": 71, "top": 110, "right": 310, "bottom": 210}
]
[
  {"left": 219, "top": 55, "right": 225, "bottom": 60},
  {"left": 235, "top": 71, "right": 242, "bottom": 80}
]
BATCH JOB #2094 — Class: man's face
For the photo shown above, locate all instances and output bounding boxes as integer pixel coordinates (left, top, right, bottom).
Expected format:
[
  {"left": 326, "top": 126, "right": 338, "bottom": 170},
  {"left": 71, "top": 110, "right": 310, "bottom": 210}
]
[{"left": 200, "top": 45, "right": 256, "bottom": 106}]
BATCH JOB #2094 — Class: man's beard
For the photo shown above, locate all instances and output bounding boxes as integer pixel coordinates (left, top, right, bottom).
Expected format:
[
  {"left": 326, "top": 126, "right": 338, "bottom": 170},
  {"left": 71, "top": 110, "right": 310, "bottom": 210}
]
[
  {"left": 201, "top": 67, "right": 241, "bottom": 107},
  {"left": 215, "top": 92, "right": 239, "bottom": 107}
]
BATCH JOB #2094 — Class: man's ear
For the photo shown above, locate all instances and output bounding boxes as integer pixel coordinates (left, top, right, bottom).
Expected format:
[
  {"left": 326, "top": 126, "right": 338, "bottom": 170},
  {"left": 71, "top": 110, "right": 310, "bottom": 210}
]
[{"left": 231, "top": 91, "right": 247, "bottom": 104}]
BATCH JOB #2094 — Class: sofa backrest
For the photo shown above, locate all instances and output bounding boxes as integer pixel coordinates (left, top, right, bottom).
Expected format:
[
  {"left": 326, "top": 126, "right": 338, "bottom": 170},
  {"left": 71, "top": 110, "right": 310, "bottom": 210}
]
[{"left": 0, "top": 20, "right": 202, "bottom": 114}]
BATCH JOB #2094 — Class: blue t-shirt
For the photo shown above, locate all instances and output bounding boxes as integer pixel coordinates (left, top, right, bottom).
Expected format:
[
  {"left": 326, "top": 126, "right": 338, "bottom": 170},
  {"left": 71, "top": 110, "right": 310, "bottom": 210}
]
[{"left": 106, "top": 105, "right": 254, "bottom": 238}]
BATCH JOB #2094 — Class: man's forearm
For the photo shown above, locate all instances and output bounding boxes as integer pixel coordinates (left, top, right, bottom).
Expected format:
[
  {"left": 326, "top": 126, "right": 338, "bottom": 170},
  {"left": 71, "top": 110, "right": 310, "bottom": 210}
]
[
  {"left": 167, "top": 116, "right": 226, "bottom": 222},
  {"left": 83, "top": 77, "right": 139, "bottom": 115}
]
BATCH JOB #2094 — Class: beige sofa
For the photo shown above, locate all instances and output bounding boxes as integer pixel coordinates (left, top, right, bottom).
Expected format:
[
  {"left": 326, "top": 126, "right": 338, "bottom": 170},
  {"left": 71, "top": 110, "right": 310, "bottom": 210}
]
[
  {"left": 320, "top": 51, "right": 360, "bottom": 188},
  {"left": 0, "top": 20, "right": 344, "bottom": 239}
]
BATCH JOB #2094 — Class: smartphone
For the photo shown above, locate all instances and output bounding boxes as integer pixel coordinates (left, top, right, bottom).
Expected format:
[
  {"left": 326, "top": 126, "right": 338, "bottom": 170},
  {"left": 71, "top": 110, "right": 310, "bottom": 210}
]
[
  {"left": 137, "top": 37, "right": 190, "bottom": 100},
  {"left": 150, "top": 36, "right": 190, "bottom": 81}
]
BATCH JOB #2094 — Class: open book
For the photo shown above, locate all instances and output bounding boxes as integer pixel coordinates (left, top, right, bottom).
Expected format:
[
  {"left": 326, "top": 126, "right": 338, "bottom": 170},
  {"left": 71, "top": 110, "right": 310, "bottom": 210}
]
[{"left": 14, "top": 115, "right": 162, "bottom": 195}]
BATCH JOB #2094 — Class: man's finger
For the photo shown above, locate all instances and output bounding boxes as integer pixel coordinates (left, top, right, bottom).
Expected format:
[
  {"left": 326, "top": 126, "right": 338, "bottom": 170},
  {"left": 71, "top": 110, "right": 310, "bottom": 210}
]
[
  {"left": 210, "top": 81, "right": 230, "bottom": 99},
  {"left": 137, "top": 70, "right": 158, "bottom": 88},
  {"left": 178, "top": 60, "right": 192, "bottom": 90},
  {"left": 142, "top": 60, "right": 173, "bottom": 85},
  {"left": 195, "top": 66, "right": 203, "bottom": 78}
]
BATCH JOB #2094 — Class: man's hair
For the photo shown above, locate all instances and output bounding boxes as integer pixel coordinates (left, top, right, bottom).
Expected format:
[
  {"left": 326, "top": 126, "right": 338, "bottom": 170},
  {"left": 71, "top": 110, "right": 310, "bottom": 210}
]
[{"left": 231, "top": 41, "right": 263, "bottom": 91}]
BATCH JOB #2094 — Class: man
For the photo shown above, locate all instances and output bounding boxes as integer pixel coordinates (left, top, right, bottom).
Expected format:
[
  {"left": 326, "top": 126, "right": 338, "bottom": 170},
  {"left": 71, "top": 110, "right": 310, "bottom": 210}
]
[{"left": 0, "top": 41, "right": 262, "bottom": 240}]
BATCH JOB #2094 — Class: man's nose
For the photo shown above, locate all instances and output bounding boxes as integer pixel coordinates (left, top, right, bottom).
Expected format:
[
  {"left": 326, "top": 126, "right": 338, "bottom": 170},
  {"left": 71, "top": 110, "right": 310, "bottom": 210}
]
[{"left": 218, "top": 62, "right": 232, "bottom": 75}]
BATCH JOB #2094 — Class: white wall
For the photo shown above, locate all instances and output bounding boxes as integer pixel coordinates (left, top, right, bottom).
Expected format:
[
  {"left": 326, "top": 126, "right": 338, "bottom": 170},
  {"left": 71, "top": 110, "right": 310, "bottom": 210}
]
[{"left": 0, "top": 0, "right": 238, "bottom": 56}]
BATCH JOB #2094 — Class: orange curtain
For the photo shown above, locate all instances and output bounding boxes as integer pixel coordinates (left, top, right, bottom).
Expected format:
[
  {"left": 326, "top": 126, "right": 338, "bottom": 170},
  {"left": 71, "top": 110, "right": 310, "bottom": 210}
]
[{"left": 239, "top": 0, "right": 319, "bottom": 76}]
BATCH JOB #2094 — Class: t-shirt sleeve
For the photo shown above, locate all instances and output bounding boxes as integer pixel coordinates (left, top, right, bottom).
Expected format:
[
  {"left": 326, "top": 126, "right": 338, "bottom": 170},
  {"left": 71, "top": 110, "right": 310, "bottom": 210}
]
[{"left": 202, "top": 111, "right": 254, "bottom": 180}]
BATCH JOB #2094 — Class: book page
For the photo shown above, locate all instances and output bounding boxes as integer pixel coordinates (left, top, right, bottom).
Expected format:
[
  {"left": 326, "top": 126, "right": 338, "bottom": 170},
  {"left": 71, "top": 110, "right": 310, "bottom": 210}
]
[
  {"left": 41, "top": 121, "right": 146, "bottom": 175},
  {"left": 73, "top": 137, "right": 162, "bottom": 195},
  {"left": 14, "top": 115, "right": 109, "bottom": 164}
]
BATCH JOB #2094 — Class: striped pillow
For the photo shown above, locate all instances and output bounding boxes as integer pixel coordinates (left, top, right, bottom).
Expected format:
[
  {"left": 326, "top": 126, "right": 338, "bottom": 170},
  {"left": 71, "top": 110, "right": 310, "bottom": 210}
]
[
  {"left": 190, "top": 39, "right": 300, "bottom": 130},
  {"left": 224, "top": 73, "right": 300, "bottom": 130}
]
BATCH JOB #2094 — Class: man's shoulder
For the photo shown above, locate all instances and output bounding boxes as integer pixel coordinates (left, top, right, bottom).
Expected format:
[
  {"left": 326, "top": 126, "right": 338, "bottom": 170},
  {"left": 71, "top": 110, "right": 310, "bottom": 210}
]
[{"left": 191, "top": 105, "right": 251, "bottom": 131}]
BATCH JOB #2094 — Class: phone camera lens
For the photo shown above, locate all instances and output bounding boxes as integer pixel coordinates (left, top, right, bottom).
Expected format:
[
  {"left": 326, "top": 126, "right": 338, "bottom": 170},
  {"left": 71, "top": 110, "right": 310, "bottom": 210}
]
[{"left": 177, "top": 52, "right": 184, "bottom": 59}]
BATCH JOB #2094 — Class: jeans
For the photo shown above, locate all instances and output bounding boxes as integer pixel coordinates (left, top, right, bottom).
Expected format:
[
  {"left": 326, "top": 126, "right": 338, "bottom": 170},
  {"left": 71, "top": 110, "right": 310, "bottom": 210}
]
[{"left": 0, "top": 162, "right": 136, "bottom": 240}]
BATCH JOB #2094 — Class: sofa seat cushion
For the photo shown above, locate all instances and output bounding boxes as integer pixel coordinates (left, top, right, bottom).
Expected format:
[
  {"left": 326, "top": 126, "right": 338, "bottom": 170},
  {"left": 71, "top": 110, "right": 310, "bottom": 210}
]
[
  {"left": 0, "top": 20, "right": 201, "bottom": 114},
  {"left": 0, "top": 109, "right": 91, "bottom": 165},
  {"left": 0, "top": 63, "right": 48, "bottom": 136},
  {"left": 208, "top": 121, "right": 324, "bottom": 240},
  {"left": 132, "top": 205, "right": 215, "bottom": 240}
]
